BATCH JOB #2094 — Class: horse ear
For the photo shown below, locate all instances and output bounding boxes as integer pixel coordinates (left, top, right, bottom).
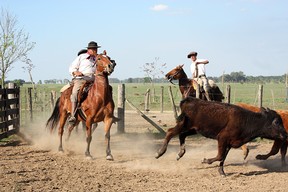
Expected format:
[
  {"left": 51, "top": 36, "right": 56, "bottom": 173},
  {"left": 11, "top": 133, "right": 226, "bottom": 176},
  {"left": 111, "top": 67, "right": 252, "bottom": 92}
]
[
  {"left": 260, "top": 107, "right": 266, "bottom": 113},
  {"left": 103, "top": 50, "right": 107, "bottom": 55},
  {"left": 180, "top": 64, "right": 184, "bottom": 68}
]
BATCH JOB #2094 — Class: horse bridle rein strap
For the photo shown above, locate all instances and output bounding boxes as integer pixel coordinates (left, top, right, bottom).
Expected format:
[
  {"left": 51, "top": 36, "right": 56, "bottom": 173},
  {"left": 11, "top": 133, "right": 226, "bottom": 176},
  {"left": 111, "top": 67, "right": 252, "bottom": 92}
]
[{"left": 168, "top": 69, "right": 182, "bottom": 85}]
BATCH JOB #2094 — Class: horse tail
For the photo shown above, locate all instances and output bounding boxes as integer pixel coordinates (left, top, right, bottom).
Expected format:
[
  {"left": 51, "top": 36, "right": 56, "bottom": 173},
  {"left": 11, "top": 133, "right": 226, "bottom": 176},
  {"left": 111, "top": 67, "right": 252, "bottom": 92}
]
[
  {"left": 46, "top": 97, "right": 61, "bottom": 131},
  {"left": 211, "top": 86, "right": 224, "bottom": 102}
]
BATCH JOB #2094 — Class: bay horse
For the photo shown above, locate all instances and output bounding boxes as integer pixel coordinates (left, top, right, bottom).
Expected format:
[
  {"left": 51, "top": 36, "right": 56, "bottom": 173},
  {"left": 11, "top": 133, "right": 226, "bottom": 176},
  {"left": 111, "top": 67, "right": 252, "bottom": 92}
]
[
  {"left": 165, "top": 64, "right": 224, "bottom": 101},
  {"left": 46, "top": 51, "right": 117, "bottom": 160},
  {"left": 165, "top": 64, "right": 249, "bottom": 159}
]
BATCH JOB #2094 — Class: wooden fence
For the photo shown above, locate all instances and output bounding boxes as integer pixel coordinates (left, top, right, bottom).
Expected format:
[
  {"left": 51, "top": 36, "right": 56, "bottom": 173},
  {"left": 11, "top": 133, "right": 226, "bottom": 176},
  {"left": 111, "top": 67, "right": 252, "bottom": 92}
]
[{"left": 0, "top": 83, "right": 20, "bottom": 140}]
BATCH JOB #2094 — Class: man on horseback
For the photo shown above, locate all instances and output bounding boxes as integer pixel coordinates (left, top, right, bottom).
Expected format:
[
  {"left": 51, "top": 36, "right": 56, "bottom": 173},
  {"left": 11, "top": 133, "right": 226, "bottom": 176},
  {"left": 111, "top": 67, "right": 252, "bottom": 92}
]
[
  {"left": 188, "top": 51, "right": 211, "bottom": 101},
  {"left": 68, "top": 41, "right": 101, "bottom": 123}
]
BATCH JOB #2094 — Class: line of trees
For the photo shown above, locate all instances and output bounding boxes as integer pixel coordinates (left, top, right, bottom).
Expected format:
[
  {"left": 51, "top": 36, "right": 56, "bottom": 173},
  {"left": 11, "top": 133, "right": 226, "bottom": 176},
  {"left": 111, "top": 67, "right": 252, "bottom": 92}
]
[{"left": 6, "top": 71, "right": 287, "bottom": 87}]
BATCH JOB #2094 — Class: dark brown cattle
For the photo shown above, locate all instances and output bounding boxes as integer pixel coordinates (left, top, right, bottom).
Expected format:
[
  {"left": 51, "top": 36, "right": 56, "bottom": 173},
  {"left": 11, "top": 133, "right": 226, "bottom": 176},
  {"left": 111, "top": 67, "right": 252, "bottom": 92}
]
[
  {"left": 156, "top": 97, "right": 287, "bottom": 176},
  {"left": 237, "top": 103, "right": 288, "bottom": 165}
]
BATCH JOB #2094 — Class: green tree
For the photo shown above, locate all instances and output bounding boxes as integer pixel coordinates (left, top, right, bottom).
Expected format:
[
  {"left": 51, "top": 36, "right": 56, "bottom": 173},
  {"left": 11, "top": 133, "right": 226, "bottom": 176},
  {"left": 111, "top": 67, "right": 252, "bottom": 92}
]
[{"left": 0, "top": 8, "right": 35, "bottom": 87}]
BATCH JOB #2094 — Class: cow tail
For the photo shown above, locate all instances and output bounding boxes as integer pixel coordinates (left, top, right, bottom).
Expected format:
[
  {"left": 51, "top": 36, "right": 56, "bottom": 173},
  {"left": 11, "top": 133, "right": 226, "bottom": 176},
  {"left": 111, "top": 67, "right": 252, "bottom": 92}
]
[
  {"left": 176, "top": 112, "right": 186, "bottom": 123},
  {"left": 46, "top": 97, "right": 61, "bottom": 131}
]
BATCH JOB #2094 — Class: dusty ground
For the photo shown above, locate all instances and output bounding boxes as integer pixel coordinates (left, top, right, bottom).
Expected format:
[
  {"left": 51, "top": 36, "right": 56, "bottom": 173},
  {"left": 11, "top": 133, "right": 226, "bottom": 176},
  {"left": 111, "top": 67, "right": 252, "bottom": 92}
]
[{"left": 1, "top": 111, "right": 288, "bottom": 192}]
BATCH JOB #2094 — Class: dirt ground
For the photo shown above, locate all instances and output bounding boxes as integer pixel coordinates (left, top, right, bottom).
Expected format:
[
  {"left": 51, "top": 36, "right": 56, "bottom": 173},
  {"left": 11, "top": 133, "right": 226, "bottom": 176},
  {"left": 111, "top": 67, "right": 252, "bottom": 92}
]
[{"left": 1, "top": 111, "right": 288, "bottom": 192}]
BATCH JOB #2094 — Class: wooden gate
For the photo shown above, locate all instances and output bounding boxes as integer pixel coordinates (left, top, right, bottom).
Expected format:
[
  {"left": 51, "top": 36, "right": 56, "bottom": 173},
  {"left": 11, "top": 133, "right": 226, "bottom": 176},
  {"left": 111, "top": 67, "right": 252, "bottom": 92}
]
[{"left": 0, "top": 83, "right": 20, "bottom": 140}]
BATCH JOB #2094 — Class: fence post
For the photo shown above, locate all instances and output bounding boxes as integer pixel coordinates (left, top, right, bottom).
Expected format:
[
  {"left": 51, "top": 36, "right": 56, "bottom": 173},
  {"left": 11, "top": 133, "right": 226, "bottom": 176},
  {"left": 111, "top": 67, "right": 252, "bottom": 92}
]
[
  {"left": 7, "top": 83, "right": 15, "bottom": 130},
  {"left": 286, "top": 87, "right": 288, "bottom": 102},
  {"left": 145, "top": 88, "right": 150, "bottom": 112},
  {"left": 226, "top": 85, "right": 231, "bottom": 104},
  {"left": 160, "top": 86, "right": 164, "bottom": 113},
  {"left": 117, "top": 84, "right": 125, "bottom": 133},
  {"left": 258, "top": 85, "right": 263, "bottom": 108},
  {"left": 28, "top": 87, "right": 33, "bottom": 121},
  {"left": 50, "top": 90, "right": 56, "bottom": 110},
  {"left": 168, "top": 86, "right": 178, "bottom": 119}
]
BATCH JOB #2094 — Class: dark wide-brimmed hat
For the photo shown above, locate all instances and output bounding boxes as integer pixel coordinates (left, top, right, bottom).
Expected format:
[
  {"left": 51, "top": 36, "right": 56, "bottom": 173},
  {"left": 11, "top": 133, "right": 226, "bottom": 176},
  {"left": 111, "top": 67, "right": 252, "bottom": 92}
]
[
  {"left": 77, "top": 49, "right": 87, "bottom": 56},
  {"left": 187, "top": 51, "right": 197, "bottom": 58},
  {"left": 86, "top": 41, "right": 101, "bottom": 49}
]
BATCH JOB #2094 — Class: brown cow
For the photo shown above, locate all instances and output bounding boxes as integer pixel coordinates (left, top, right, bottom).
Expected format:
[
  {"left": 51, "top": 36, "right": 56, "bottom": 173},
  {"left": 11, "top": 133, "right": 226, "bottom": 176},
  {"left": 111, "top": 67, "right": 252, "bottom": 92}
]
[
  {"left": 156, "top": 97, "right": 287, "bottom": 176},
  {"left": 237, "top": 103, "right": 288, "bottom": 166}
]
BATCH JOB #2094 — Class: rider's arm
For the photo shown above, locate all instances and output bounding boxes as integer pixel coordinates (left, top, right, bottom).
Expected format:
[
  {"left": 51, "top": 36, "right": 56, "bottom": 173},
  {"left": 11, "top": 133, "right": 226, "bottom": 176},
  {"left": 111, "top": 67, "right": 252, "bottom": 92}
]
[
  {"left": 69, "top": 56, "right": 83, "bottom": 77},
  {"left": 195, "top": 59, "right": 209, "bottom": 65}
]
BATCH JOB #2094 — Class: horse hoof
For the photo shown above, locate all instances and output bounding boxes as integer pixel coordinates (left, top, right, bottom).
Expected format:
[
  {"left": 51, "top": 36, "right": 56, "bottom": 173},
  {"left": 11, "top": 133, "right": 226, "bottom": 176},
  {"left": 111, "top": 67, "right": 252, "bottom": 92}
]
[
  {"left": 155, "top": 152, "right": 161, "bottom": 159},
  {"left": 106, "top": 155, "right": 114, "bottom": 161},
  {"left": 176, "top": 155, "right": 181, "bottom": 161},
  {"left": 58, "top": 147, "right": 64, "bottom": 152},
  {"left": 256, "top": 154, "right": 267, "bottom": 160},
  {"left": 86, "top": 156, "right": 93, "bottom": 160}
]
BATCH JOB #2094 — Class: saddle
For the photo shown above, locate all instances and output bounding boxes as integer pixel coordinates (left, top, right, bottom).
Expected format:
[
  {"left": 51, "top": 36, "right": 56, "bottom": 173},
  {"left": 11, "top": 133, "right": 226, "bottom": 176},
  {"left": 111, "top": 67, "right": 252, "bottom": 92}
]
[
  {"left": 60, "top": 81, "right": 93, "bottom": 104},
  {"left": 77, "top": 81, "right": 93, "bottom": 103}
]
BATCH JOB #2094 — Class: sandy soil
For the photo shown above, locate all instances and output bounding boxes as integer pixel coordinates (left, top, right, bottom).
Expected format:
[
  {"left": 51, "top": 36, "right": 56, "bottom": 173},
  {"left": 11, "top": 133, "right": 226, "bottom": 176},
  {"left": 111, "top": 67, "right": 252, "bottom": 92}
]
[{"left": 1, "top": 111, "right": 288, "bottom": 192}]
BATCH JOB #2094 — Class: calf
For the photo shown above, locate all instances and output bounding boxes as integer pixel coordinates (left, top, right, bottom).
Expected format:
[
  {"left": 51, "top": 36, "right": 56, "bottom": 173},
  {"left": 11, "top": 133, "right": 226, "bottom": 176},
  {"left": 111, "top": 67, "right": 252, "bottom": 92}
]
[
  {"left": 237, "top": 103, "right": 288, "bottom": 166},
  {"left": 156, "top": 97, "right": 287, "bottom": 176}
]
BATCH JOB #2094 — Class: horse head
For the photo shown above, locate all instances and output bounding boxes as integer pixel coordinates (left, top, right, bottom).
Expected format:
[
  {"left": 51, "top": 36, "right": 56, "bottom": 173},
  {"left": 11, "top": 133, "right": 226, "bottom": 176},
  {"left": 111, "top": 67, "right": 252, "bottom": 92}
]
[
  {"left": 95, "top": 50, "right": 115, "bottom": 75},
  {"left": 165, "top": 64, "right": 186, "bottom": 83}
]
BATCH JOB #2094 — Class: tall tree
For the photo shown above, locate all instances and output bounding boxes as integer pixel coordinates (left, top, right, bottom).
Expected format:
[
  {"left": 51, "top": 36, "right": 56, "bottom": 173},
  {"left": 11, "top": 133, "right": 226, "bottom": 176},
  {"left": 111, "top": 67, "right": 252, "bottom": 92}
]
[
  {"left": 141, "top": 57, "right": 166, "bottom": 102},
  {"left": 22, "top": 58, "right": 35, "bottom": 90},
  {"left": 0, "top": 8, "right": 35, "bottom": 87}
]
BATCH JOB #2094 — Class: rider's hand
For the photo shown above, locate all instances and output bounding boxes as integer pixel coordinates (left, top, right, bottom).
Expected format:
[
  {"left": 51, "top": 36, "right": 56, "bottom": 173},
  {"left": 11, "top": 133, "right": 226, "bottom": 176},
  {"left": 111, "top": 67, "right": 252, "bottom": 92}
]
[{"left": 73, "top": 71, "right": 83, "bottom": 77}]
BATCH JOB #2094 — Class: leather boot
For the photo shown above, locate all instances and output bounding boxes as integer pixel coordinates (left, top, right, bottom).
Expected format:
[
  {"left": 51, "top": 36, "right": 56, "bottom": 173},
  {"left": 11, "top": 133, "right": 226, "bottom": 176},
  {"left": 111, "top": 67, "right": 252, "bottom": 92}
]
[
  {"left": 205, "top": 90, "right": 211, "bottom": 101},
  {"left": 68, "top": 102, "right": 77, "bottom": 123}
]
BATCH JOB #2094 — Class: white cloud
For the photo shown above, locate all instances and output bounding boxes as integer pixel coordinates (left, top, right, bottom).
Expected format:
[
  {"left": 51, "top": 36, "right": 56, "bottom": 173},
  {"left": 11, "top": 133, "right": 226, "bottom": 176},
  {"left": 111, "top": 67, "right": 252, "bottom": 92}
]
[{"left": 150, "top": 4, "right": 168, "bottom": 11}]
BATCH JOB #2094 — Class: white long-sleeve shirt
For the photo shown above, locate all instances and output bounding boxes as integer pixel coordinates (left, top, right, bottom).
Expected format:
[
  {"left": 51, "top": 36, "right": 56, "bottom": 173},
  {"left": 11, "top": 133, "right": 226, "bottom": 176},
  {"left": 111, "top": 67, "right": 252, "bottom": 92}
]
[
  {"left": 69, "top": 53, "right": 96, "bottom": 78},
  {"left": 190, "top": 59, "right": 208, "bottom": 78}
]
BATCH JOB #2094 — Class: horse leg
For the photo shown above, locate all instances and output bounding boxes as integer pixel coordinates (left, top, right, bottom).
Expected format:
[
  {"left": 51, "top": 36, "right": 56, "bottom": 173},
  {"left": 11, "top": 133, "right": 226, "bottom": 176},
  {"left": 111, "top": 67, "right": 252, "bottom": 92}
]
[
  {"left": 92, "top": 123, "right": 98, "bottom": 133},
  {"left": 177, "top": 129, "right": 197, "bottom": 160},
  {"left": 241, "top": 144, "right": 249, "bottom": 160},
  {"left": 66, "top": 121, "right": 79, "bottom": 141},
  {"left": 256, "top": 140, "right": 282, "bottom": 160},
  {"left": 84, "top": 122, "right": 92, "bottom": 158},
  {"left": 104, "top": 118, "right": 113, "bottom": 161},
  {"left": 58, "top": 115, "right": 67, "bottom": 152}
]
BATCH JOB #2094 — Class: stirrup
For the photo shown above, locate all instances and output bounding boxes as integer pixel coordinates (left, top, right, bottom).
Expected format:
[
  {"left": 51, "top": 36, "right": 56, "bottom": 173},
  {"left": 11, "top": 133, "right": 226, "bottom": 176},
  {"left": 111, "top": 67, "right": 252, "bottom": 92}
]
[{"left": 68, "top": 116, "right": 76, "bottom": 123}]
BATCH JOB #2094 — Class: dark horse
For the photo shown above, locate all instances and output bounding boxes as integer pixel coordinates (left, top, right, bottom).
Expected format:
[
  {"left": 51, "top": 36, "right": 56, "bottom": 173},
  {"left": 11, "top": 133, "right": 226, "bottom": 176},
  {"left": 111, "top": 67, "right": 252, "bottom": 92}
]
[
  {"left": 165, "top": 64, "right": 224, "bottom": 101},
  {"left": 165, "top": 64, "right": 249, "bottom": 159},
  {"left": 46, "top": 51, "right": 117, "bottom": 160}
]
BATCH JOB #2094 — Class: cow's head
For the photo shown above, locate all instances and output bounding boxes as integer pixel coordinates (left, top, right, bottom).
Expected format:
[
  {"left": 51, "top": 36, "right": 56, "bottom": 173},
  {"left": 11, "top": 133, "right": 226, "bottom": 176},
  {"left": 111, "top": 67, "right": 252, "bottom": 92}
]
[{"left": 260, "top": 108, "right": 287, "bottom": 140}]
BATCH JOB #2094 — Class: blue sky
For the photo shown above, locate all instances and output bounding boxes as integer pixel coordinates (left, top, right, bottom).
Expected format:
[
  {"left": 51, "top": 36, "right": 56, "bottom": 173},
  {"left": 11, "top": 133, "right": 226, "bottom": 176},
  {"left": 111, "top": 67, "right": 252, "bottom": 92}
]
[{"left": 1, "top": 0, "right": 288, "bottom": 82}]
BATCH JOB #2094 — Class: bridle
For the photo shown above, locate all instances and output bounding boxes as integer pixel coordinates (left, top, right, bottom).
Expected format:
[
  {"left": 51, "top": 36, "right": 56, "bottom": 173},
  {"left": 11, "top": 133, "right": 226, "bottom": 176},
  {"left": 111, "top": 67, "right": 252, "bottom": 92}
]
[
  {"left": 167, "top": 68, "right": 182, "bottom": 85},
  {"left": 95, "top": 54, "right": 114, "bottom": 75}
]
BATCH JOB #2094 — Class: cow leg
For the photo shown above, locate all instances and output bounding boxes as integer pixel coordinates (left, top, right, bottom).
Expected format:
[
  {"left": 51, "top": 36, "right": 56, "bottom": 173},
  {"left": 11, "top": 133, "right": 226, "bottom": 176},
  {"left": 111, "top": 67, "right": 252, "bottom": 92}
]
[
  {"left": 256, "top": 140, "right": 282, "bottom": 160},
  {"left": 218, "top": 147, "right": 231, "bottom": 176},
  {"left": 240, "top": 144, "right": 249, "bottom": 160},
  {"left": 202, "top": 139, "right": 228, "bottom": 164},
  {"left": 156, "top": 123, "right": 185, "bottom": 159},
  {"left": 280, "top": 141, "right": 287, "bottom": 166},
  {"left": 177, "top": 129, "right": 197, "bottom": 160}
]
